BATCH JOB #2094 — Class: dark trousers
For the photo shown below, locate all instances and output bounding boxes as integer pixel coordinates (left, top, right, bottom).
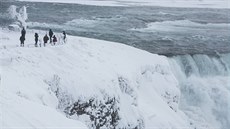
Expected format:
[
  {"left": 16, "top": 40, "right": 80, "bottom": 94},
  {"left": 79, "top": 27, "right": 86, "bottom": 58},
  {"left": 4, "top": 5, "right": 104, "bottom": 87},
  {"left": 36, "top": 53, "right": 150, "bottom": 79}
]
[
  {"left": 20, "top": 41, "right": 24, "bottom": 47},
  {"left": 49, "top": 36, "right": 52, "bottom": 43},
  {"left": 35, "top": 40, "right": 38, "bottom": 47}
]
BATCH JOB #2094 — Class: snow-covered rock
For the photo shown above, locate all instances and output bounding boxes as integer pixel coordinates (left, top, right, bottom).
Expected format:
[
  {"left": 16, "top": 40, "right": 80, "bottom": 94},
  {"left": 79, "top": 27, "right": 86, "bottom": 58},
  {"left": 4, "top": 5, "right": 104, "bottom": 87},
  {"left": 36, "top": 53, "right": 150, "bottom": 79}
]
[
  {"left": 0, "top": 28, "right": 190, "bottom": 129},
  {"left": 0, "top": 28, "right": 229, "bottom": 129},
  {"left": 7, "top": 5, "right": 28, "bottom": 29}
]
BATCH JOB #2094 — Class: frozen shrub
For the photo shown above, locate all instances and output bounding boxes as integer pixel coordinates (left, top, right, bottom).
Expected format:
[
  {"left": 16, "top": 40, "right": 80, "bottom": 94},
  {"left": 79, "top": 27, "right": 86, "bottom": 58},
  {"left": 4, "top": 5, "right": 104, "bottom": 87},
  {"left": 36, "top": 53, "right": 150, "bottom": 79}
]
[
  {"left": 44, "top": 74, "right": 73, "bottom": 110},
  {"left": 65, "top": 97, "right": 120, "bottom": 129},
  {"left": 118, "top": 76, "right": 137, "bottom": 106}
]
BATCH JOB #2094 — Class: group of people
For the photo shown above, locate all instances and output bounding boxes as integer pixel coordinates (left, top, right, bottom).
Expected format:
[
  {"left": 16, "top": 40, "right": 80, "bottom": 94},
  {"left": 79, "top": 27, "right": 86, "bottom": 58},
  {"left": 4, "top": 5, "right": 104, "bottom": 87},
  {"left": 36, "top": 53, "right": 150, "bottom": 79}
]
[{"left": 20, "top": 28, "right": 67, "bottom": 47}]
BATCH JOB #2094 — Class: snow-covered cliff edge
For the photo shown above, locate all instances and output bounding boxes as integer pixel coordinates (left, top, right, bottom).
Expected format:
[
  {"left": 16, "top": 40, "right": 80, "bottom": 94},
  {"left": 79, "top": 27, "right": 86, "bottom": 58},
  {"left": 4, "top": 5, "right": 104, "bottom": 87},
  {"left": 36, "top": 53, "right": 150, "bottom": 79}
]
[
  {"left": 0, "top": 29, "right": 229, "bottom": 129},
  {"left": 0, "top": 29, "right": 188, "bottom": 129}
]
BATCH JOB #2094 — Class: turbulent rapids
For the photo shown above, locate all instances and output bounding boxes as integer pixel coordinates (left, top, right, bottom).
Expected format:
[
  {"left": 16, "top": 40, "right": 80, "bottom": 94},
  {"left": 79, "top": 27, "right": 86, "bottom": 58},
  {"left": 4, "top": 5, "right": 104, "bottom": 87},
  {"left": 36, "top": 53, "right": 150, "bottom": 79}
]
[{"left": 168, "top": 53, "right": 230, "bottom": 129}]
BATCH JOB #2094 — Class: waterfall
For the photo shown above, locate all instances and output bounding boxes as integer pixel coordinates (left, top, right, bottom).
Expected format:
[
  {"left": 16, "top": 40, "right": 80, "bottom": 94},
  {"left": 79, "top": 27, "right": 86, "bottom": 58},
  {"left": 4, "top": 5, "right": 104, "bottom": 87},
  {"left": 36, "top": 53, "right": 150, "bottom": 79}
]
[{"left": 168, "top": 53, "right": 230, "bottom": 129}]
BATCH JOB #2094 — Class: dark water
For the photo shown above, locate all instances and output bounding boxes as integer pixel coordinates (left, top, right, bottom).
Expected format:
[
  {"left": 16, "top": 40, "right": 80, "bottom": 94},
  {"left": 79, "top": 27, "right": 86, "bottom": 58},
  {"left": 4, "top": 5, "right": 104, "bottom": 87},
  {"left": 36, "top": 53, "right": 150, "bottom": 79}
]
[{"left": 1, "top": 0, "right": 230, "bottom": 56}]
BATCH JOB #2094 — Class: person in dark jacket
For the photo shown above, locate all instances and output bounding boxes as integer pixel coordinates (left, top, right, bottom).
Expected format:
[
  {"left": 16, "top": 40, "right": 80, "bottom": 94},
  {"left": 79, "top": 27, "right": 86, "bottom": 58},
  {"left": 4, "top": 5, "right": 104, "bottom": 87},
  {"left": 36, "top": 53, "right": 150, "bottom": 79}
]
[
  {"left": 53, "top": 35, "right": 57, "bottom": 45},
  {"left": 49, "top": 29, "right": 53, "bottom": 43},
  {"left": 62, "top": 31, "right": 66, "bottom": 43},
  {"left": 20, "top": 35, "right": 25, "bottom": 47},
  {"left": 35, "top": 33, "right": 39, "bottom": 47},
  {"left": 21, "top": 27, "right": 26, "bottom": 38},
  {"left": 43, "top": 34, "right": 49, "bottom": 47}
]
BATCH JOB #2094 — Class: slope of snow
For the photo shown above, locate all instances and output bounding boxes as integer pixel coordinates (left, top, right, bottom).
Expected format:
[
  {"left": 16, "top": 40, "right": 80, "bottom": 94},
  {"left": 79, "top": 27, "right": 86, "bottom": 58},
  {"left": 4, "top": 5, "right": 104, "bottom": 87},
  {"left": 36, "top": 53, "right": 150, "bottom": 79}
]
[
  {"left": 18, "top": 0, "right": 230, "bottom": 8},
  {"left": 0, "top": 28, "right": 191, "bottom": 129},
  {"left": 1, "top": 93, "right": 88, "bottom": 129}
]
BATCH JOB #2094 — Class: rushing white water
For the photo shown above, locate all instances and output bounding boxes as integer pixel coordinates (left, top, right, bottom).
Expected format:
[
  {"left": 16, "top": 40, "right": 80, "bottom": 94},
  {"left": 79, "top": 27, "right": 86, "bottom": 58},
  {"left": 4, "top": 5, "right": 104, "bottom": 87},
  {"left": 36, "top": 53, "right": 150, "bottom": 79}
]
[{"left": 168, "top": 53, "right": 230, "bottom": 129}]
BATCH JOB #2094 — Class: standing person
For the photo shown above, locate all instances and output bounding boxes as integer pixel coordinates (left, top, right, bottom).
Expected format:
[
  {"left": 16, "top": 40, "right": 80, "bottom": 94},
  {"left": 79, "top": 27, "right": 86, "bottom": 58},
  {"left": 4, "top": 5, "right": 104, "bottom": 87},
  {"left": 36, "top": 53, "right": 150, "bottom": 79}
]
[
  {"left": 35, "top": 33, "right": 39, "bottom": 47},
  {"left": 39, "top": 39, "right": 42, "bottom": 47},
  {"left": 62, "top": 31, "right": 66, "bottom": 43},
  {"left": 21, "top": 27, "right": 26, "bottom": 38},
  {"left": 49, "top": 29, "right": 53, "bottom": 43},
  {"left": 53, "top": 35, "right": 57, "bottom": 45},
  {"left": 20, "top": 35, "right": 25, "bottom": 47},
  {"left": 43, "top": 34, "right": 49, "bottom": 47}
]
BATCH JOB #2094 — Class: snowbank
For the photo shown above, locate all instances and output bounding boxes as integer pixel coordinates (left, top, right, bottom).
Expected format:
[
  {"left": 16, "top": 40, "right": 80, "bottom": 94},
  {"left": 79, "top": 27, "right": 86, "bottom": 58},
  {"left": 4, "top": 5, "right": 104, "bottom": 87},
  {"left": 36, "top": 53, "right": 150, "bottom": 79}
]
[
  {"left": 0, "top": 28, "right": 190, "bottom": 129},
  {"left": 1, "top": 93, "right": 87, "bottom": 129},
  {"left": 18, "top": 0, "right": 230, "bottom": 8}
]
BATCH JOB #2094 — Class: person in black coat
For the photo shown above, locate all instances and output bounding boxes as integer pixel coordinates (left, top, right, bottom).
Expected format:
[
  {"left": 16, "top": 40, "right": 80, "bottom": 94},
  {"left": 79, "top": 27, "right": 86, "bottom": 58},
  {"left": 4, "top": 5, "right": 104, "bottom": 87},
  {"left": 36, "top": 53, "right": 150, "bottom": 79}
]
[
  {"left": 53, "top": 35, "right": 57, "bottom": 45},
  {"left": 49, "top": 29, "right": 53, "bottom": 43},
  {"left": 21, "top": 27, "right": 26, "bottom": 38},
  {"left": 20, "top": 35, "right": 25, "bottom": 47},
  {"left": 43, "top": 34, "right": 49, "bottom": 47},
  {"left": 62, "top": 31, "right": 66, "bottom": 43},
  {"left": 35, "top": 33, "right": 39, "bottom": 47}
]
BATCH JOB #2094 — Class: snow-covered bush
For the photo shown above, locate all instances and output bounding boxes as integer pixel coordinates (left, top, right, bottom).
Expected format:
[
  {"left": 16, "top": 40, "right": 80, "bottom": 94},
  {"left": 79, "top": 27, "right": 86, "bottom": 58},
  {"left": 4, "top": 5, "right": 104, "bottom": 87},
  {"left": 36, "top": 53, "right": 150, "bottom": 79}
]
[
  {"left": 161, "top": 91, "right": 179, "bottom": 112},
  {"left": 118, "top": 76, "right": 137, "bottom": 106},
  {"left": 7, "top": 5, "right": 18, "bottom": 20},
  {"left": 139, "top": 65, "right": 180, "bottom": 112},
  {"left": 7, "top": 5, "right": 28, "bottom": 29},
  {"left": 44, "top": 74, "right": 145, "bottom": 129},
  {"left": 65, "top": 96, "right": 120, "bottom": 129},
  {"left": 44, "top": 74, "right": 73, "bottom": 110},
  {"left": 45, "top": 75, "right": 121, "bottom": 129}
]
